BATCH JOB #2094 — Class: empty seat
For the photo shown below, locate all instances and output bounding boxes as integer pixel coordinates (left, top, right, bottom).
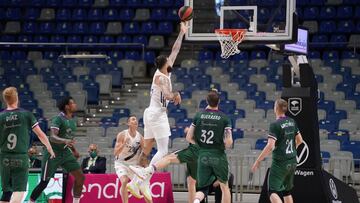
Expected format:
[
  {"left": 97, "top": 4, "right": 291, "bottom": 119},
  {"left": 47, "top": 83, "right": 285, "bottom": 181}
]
[
  {"left": 117, "top": 59, "right": 135, "bottom": 78},
  {"left": 73, "top": 66, "right": 90, "bottom": 78},
  {"left": 39, "top": 8, "right": 55, "bottom": 20},
  {"left": 94, "top": 0, "right": 109, "bottom": 7},
  {"left": 134, "top": 8, "right": 150, "bottom": 21},
  {"left": 4, "top": 21, "right": 20, "bottom": 34},
  {"left": 148, "top": 35, "right": 164, "bottom": 49},
  {"left": 105, "top": 22, "right": 122, "bottom": 35},
  {"left": 70, "top": 90, "right": 87, "bottom": 111},
  {"left": 65, "top": 82, "right": 83, "bottom": 94},
  {"left": 320, "top": 140, "right": 340, "bottom": 152},
  {"left": 96, "top": 74, "right": 112, "bottom": 94}
]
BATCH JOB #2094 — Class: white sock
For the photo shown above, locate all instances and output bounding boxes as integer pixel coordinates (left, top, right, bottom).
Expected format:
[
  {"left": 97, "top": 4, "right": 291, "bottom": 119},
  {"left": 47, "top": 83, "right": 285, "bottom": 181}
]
[
  {"left": 193, "top": 199, "right": 200, "bottom": 203},
  {"left": 150, "top": 137, "right": 169, "bottom": 165},
  {"left": 73, "top": 197, "right": 80, "bottom": 203}
]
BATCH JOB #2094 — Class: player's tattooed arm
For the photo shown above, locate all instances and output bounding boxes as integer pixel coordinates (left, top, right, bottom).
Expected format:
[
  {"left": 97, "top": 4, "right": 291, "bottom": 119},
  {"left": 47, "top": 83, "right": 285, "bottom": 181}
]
[
  {"left": 186, "top": 124, "right": 196, "bottom": 144},
  {"left": 224, "top": 128, "right": 233, "bottom": 149},
  {"left": 167, "top": 22, "right": 188, "bottom": 67},
  {"left": 113, "top": 131, "right": 127, "bottom": 156},
  {"left": 49, "top": 128, "right": 74, "bottom": 145},
  {"left": 155, "top": 75, "right": 181, "bottom": 101}
]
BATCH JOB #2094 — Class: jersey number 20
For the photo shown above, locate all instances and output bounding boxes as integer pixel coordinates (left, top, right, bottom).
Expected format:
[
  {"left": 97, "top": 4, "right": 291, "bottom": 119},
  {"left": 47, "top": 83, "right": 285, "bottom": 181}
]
[
  {"left": 7, "top": 133, "right": 17, "bottom": 150},
  {"left": 200, "top": 130, "right": 214, "bottom": 144}
]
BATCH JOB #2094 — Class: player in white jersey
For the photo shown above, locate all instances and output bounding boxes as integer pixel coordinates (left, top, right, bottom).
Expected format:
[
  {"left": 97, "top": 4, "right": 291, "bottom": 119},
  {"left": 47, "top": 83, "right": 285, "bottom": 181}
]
[{"left": 114, "top": 115, "right": 151, "bottom": 203}]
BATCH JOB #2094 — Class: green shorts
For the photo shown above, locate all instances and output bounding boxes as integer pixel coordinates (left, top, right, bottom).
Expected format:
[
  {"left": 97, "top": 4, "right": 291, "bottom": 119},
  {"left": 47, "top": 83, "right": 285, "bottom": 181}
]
[
  {"left": 196, "top": 150, "right": 228, "bottom": 189},
  {"left": 269, "top": 159, "right": 297, "bottom": 193},
  {"left": 0, "top": 153, "right": 29, "bottom": 192},
  {"left": 176, "top": 144, "right": 199, "bottom": 180},
  {"left": 41, "top": 148, "right": 81, "bottom": 181}
]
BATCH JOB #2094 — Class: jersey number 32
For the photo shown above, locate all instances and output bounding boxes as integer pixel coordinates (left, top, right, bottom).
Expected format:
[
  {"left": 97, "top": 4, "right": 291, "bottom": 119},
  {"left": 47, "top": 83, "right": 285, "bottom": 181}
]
[{"left": 200, "top": 130, "right": 214, "bottom": 144}]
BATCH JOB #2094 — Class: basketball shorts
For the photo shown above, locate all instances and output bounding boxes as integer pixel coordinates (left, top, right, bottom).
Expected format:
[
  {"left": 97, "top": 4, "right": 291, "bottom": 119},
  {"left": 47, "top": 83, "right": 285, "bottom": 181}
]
[
  {"left": 0, "top": 153, "right": 29, "bottom": 192},
  {"left": 196, "top": 150, "right": 228, "bottom": 188},
  {"left": 176, "top": 144, "right": 200, "bottom": 180},
  {"left": 143, "top": 108, "right": 171, "bottom": 140},
  {"left": 41, "top": 148, "right": 81, "bottom": 181},
  {"left": 268, "top": 159, "right": 297, "bottom": 193},
  {"left": 114, "top": 161, "right": 135, "bottom": 179}
]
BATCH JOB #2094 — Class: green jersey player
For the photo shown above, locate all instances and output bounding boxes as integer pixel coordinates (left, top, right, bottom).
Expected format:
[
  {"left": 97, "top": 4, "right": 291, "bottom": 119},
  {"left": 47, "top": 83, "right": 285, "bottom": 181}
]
[
  {"left": 187, "top": 89, "right": 233, "bottom": 203},
  {"left": 29, "top": 96, "right": 85, "bottom": 203},
  {"left": 0, "top": 87, "right": 55, "bottom": 203},
  {"left": 252, "top": 99, "right": 304, "bottom": 203}
]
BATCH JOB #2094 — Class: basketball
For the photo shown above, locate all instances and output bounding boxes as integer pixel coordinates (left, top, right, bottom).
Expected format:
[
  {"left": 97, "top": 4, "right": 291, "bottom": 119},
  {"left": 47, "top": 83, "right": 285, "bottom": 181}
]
[{"left": 178, "top": 6, "right": 193, "bottom": 21}]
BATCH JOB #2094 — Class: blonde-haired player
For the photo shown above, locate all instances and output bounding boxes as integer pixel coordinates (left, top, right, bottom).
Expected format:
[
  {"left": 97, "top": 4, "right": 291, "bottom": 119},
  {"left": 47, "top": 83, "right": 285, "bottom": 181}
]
[
  {"left": 0, "top": 87, "right": 55, "bottom": 203},
  {"left": 114, "top": 115, "right": 151, "bottom": 203}
]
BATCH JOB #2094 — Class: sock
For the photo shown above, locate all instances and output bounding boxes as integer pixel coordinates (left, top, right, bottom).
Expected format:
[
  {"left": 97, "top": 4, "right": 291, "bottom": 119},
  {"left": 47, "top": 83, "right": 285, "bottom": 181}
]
[
  {"left": 193, "top": 199, "right": 200, "bottom": 203},
  {"left": 73, "top": 197, "right": 80, "bottom": 203}
]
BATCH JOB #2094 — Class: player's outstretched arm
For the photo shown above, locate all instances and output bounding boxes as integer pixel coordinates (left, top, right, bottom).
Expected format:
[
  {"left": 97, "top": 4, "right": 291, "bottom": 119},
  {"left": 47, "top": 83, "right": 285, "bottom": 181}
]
[
  {"left": 32, "top": 126, "right": 55, "bottom": 158},
  {"left": 167, "top": 21, "right": 188, "bottom": 67},
  {"left": 114, "top": 131, "right": 127, "bottom": 156},
  {"left": 251, "top": 138, "right": 275, "bottom": 173},
  {"left": 224, "top": 128, "right": 233, "bottom": 149},
  {"left": 295, "top": 132, "right": 304, "bottom": 148},
  {"left": 185, "top": 124, "right": 196, "bottom": 144}
]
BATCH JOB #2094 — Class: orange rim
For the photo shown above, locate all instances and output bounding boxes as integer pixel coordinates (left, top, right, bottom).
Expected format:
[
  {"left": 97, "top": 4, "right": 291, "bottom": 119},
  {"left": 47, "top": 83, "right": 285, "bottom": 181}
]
[{"left": 215, "top": 29, "right": 247, "bottom": 42}]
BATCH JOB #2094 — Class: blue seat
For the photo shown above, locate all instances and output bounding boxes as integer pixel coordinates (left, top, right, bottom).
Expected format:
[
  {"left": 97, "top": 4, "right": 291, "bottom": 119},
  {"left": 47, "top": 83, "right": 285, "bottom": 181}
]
[
  {"left": 123, "top": 22, "right": 140, "bottom": 34},
  {"left": 337, "top": 20, "right": 354, "bottom": 33},
  {"left": 328, "top": 130, "right": 349, "bottom": 143},
  {"left": 255, "top": 139, "right": 268, "bottom": 150},
  {"left": 319, "top": 21, "right": 336, "bottom": 33},
  {"left": 23, "top": 22, "right": 37, "bottom": 34},
  {"left": 158, "top": 22, "right": 173, "bottom": 34},
  {"left": 323, "top": 51, "right": 339, "bottom": 61},
  {"left": 143, "top": 0, "right": 157, "bottom": 7},
  {"left": 18, "top": 35, "right": 32, "bottom": 43},
  {"left": 90, "top": 22, "right": 105, "bottom": 34},
  {"left": 79, "top": 0, "right": 93, "bottom": 6},
  {"left": 99, "top": 36, "right": 115, "bottom": 43},
  {"left": 61, "top": 75, "right": 77, "bottom": 84},
  {"left": 330, "top": 35, "right": 347, "bottom": 48},
  {"left": 62, "top": 0, "right": 77, "bottom": 7},
  {"left": 342, "top": 51, "right": 358, "bottom": 59},
  {"left": 39, "top": 22, "right": 54, "bottom": 34},
  {"left": 104, "top": 8, "right": 118, "bottom": 20},
  {"left": 189, "top": 67, "right": 205, "bottom": 79},
  {"left": 30, "top": 108, "right": 43, "bottom": 118},
  {"left": 57, "top": 8, "right": 71, "bottom": 20},
  {"left": 90, "top": 67, "right": 105, "bottom": 77},
  {"left": 309, "top": 0, "right": 324, "bottom": 5},
  {"left": 108, "top": 51, "right": 123, "bottom": 62},
  {"left": 257, "top": 100, "right": 274, "bottom": 111},
  {"left": 100, "top": 117, "right": 118, "bottom": 128},
  {"left": 336, "top": 83, "right": 354, "bottom": 96},
  {"left": 21, "top": 99, "right": 38, "bottom": 110},
  {"left": 151, "top": 8, "right": 165, "bottom": 20},
  {"left": 25, "top": 8, "right": 39, "bottom": 20},
  {"left": 124, "top": 51, "right": 140, "bottom": 60},
  {"left": 119, "top": 9, "right": 134, "bottom": 20},
  {"left": 176, "top": 118, "right": 192, "bottom": 128},
  {"left": 341, "top": 141, "right": 360, "bottom": 167},
  {"left": 243, "top": 67, "right": 257, "bottom": 76},
  {"left": 28, "top": 0, "right": 44, "bottom": 6},
  {"left": 251, "top": 51, "right": 266, "bottom": 59},
  {"left": 72, "top": 22, "right": 88, "bottom": 34},
  {"left": 107, "top": 67, "right": 123, "bottom": 87},
  {"left": 50, "top": 35, "right": 65, "bottom": 43},
  {"left": 318, "top": 119, "right": 337, "bottom": 131},
  {"left": 171, "top": 127, "right": 184, "bottom": 138},
  {"left": 311, "top": 34, "right": 328, "bottom": 48},
  {"left": 180, "top": 90, "right": 191, "bottom": 100},
  {"left": 67, "top": 35, "right": 82, "bottom": 43},
  {"left": 127, "top": 0, "right": 141, "bottom": 7},
  {"left": 258, "top": 7, "right": 270, "bottom": 23},
  {"left": 88, "top": 9, "right": 102, "bottom": 20},
  {"left": 46, "top": 0, "right": 59, "bottom": 6},
  {"left": 109, "top": 0, "right": 125, "bottom": 6},
  {"left": 11, "top": 51, "right": 26, "bottom": 60},
  {"left": 6, "top": 8, "right": 21, "bottom": 20},
  {"left": 321, "top": 151, "right": 331, "bottom": 163},
  {"left": 315, "top": 75, "right": 324, "bottom": 83},
  {"left": 84, "top": 82, "right": 100, "bottom": 104},
  {"left": 355, "top": 6, "right": 360, "bottom": 19},
  {"left": 342, "top": 0, "right": 358, "bottom": 4},
  {"left": 248, "top": 91, "right": 266, "bottom": 103},
  {"left": 186, "top": 83, "right": 200, "bottom": 93},
  {"left": 113, "top": 108, "right": 130, "bottom": 120},
  {"left": 56, "top": 22, "right": 71, "bottom": 34},
  {"left": 116, "top": 35, "right": 132, "bottom": 43},
  {"left": 195, "top": 75, "right": 212, "bottom": 89},
  {"left": 141, "top": 22, "right": 157, "bottom": 34},
  {"left": 320, "top": 6, "right": 336, "bottom": 19},
  {"left": 199, "top": 50, "right": 214, "bottom": 61},
  {"left": 1, "top": 35, "right": 15, "bottom": 42},
  {"left": 144, "top": 51, "right": 155, "bottom": 64},
  {"left": 176, "top": 74, "right": 192, "bottom": 84},
  {"left": 73, "top": 9, "right": 86, "bottom": 20},
  {"left": 327, "top": 110, "right": 347, "bottom": 122},
  {"left": 133, "top": 35, "right": 148, "bottom": 45},
  {"left": 337, "top": 6, "right": 353, "bottom": 19},
  {"left": 166, "top": 9, "right": 178, "bottom": 21},
  {"left": 303, "top": 7, "right": 319, "bottom": 20},
  {"left": 33, "top": 35, "right": 48, "bottom": 43},
  {"left": 79, "top": 75, "right": 94, "bottom": 84},
  {"left": 83, "top": 35, "right": 98, "bottom": 43},
  {"left": 169, "top": 109, "right": 187, "bottom": 121},
  {"left": 231, "top": 74, "right": 248, "bottom": 87},
  {"left": 219, "top": 100, "right": 236, "bottom": 114},
  {"left": 309, "top": 50, "right": 321, "bottom": 59},
  {"left": 318, "top": 100, "right": 335, "bottom": 113}
]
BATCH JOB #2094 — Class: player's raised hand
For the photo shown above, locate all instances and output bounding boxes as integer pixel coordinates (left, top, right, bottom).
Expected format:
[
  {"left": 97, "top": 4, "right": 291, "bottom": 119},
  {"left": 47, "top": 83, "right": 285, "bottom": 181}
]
[{"left": 180, "top": 21, "right": 189, "bottom": 34}]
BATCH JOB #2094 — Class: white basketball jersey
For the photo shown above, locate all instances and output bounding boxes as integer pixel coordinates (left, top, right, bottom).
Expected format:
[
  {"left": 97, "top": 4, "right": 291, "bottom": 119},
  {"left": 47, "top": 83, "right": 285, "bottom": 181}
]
[
  {"left": 115, "top": 130, "right": 142, "bottom": 164},
  {"left": 149, "top": 69, "right": 172, "bottom": 110}
]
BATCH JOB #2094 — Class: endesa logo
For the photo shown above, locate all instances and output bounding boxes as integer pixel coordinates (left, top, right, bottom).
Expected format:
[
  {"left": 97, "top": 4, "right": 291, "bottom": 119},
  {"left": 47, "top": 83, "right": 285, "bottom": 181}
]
[{"left": 76, "top": 179, "right": 166, "bottom": 199}]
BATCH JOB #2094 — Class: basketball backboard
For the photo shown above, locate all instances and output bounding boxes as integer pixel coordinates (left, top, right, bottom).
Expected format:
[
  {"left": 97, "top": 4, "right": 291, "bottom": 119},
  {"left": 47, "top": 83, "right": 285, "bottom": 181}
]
[{"left": 185, "top": 0, "right": 297, "bottom": 44}]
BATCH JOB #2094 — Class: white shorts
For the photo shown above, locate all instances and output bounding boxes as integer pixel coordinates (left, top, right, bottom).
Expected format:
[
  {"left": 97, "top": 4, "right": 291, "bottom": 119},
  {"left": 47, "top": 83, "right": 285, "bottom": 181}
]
[
  {"left": 114, "top": 161, "right": 134, "bottom": 179},
  {"left": 143, "top": 107, "right": 171, "bottom": 140}
]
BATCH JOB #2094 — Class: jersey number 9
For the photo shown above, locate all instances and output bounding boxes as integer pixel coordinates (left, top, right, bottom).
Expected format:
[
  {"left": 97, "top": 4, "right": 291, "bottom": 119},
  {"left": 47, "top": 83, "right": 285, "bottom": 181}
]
[{"left": 7, "top": 133, "right": 17, "bottom": 150}]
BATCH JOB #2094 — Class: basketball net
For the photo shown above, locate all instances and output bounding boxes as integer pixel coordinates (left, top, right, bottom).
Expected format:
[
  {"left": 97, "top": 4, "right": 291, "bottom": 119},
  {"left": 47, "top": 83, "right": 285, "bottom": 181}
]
[{"left": 215, "top": 29, "right": 246, "bottom": 59}]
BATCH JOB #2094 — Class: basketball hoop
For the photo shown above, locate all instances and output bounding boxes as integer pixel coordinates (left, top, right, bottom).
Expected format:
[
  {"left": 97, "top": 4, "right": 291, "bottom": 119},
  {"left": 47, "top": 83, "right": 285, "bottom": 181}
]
[{"left": 215, "top": 29, "right": 247, "bottom": 59}]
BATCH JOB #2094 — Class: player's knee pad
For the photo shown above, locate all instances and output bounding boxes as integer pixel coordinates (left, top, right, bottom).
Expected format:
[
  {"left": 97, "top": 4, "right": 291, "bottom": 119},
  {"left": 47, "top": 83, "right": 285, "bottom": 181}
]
[
  {"left": 282, "top": 190, "right": 292, "bottom": 197},
  {"left": 1, "top": 191, "right": 12, "bottom": 201}
]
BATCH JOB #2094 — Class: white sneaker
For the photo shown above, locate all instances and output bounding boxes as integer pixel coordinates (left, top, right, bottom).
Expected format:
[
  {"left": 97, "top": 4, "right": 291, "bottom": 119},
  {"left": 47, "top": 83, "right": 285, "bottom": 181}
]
[
  {"left": 139, "top": 178, "right": 152, "bottom": 201},
  {"left": 129, "top": 165, "right": 153, "bottom": 181},
  {"left": 127, "top": 179, "right": 143, "bottom": 199}
]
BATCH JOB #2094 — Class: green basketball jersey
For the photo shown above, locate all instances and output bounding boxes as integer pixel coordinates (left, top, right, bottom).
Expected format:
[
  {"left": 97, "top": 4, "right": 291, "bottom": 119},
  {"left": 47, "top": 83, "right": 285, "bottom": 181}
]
[
  {"left": 0, "top": 108, "right": 38, "bottom": 154},
  {"left": 193, "top": 109, "right": 232, "bottom": 151},
  {"left": 50, "top": 112, "right": 77, "bottom": 151},
  {"left": 268, "top": 116, "right": 299, "bottom": 161}
]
